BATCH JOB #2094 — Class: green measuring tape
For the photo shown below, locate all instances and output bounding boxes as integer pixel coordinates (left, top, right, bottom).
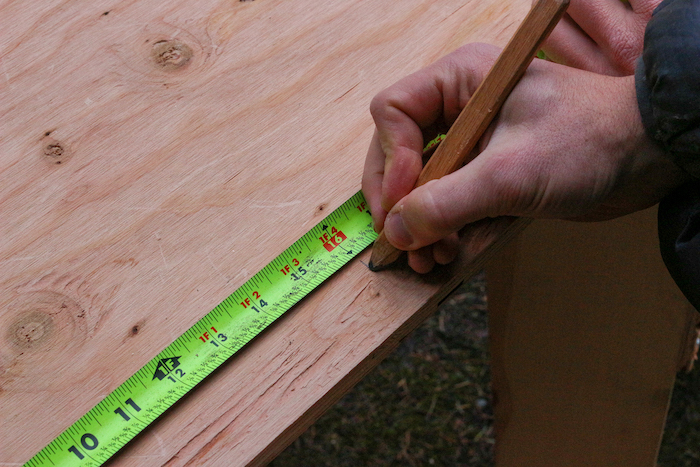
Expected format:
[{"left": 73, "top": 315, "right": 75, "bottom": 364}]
[{"left": 24, "top": 190, "right": 377, "bottom": 467}]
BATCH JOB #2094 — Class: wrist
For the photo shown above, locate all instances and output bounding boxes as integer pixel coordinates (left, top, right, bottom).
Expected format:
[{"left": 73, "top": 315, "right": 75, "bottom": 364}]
[{"left": 592, "top": 74, "right": 691, "bottom": 219}]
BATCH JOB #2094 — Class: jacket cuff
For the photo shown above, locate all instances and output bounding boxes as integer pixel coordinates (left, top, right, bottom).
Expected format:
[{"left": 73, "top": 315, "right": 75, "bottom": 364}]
[{"left": 635, "top": 0, "right": 700, "bottom": 177}]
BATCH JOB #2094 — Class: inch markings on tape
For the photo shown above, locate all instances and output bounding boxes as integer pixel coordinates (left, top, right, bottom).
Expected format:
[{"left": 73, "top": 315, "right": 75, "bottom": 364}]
[{"left": 24, "top": 190, "right": 377, "bottom": 467}]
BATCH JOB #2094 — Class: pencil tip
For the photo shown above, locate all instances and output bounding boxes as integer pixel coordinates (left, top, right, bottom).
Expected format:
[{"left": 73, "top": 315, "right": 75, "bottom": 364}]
[
  {"left": 368, "top": 252, "right": 402, "bottom": 272},
  {"left": 368, "top": 229, "right": 403, "bottom": 271}
]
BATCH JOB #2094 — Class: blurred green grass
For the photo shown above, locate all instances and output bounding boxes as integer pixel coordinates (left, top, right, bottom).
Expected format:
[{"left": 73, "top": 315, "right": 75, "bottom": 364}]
[{"left": 271, "top": 272, "right": 700, "bottom": 466}]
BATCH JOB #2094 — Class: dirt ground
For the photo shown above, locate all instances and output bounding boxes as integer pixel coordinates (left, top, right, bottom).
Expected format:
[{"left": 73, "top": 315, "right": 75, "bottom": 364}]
[{"left": 271, "top": 272, "right": 700, "bottom": 466}]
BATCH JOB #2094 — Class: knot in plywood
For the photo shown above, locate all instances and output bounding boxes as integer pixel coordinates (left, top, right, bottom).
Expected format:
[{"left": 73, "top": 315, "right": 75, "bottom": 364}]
[
  {"left": 41, "top": 133, "right": 71, "bottom": 165},
  {"left": 9, "top": 311, "right": 54, "bottom": 349},
  {"left": 1, "top": 291, "right": 87, "bottom": 390},
  {"left": 152, "top": 39, "right": 193, "bottom": 70},
  {"left": 3, "top": 291, "right": 86, "bottom": 351}
]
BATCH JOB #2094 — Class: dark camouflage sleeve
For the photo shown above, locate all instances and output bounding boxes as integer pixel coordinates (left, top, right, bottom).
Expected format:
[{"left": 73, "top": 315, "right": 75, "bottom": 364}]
[
  {"left": 636, "top": 0, "right": 700, "bottom": 175},
  {"left": 641, "top": 0, "right": 700, "bottom": 310}
]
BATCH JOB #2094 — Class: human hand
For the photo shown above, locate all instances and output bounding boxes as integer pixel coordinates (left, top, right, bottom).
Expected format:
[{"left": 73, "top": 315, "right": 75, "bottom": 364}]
[
  {"left": 540, "top": 0, "right": 662, "bottom": 75},
  {"left": 362, "top": 43, "right": 688, "bottom": 273}
]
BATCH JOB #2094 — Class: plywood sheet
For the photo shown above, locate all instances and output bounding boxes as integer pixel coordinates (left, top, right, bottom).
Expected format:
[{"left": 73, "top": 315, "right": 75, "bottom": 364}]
[{"left": 0, "top": 0, "right": 528, "bottom": 464}]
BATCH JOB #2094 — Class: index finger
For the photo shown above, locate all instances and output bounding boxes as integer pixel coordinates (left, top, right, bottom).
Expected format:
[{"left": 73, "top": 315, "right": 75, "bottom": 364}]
[
  {"left": 369, "top": 72, "right": 441, "bottom": 216},
  {"left": 363, "top": 43, "right": 501, "bottom": 228},
  {"left": 362, "top": 130, "right": 390, "bottom": 231}
]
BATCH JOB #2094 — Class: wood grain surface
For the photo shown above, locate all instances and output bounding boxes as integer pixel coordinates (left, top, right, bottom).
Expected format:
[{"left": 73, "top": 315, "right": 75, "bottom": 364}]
[{"left": 0, "top": 0, "right": 528, "bottom": 465}]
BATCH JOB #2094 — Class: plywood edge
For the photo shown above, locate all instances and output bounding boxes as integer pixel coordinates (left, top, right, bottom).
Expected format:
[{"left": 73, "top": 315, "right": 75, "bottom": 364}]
[{"left": 247, "top": 217, "right": 530, "bottom": 466}]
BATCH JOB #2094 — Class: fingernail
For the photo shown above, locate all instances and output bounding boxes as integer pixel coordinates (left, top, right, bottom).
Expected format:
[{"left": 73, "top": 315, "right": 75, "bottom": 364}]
[{"left": 385, "top": 208, "right": 413, "bottom": 249}]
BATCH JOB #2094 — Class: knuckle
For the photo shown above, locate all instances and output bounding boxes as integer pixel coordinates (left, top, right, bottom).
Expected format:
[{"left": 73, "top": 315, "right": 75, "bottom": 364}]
[
  {"left": 480, "top": 152, "right": 544, "bottom": 216},
  {"left": 369, "top": 92, "right": 390, "bottom": 120},
  {"left": 453, "top": 42, "right": 500, "bottom": 69},
  {"left": 369, "top": 87, "right": 409, "bottom": 128},
  {"left": 407, "top": 183, "right": 458, "bottom": 239},
  {"left": 632, "top": 0, "right": 660, "bottom": 17},
  {"left": 605, "top": 28, "right": 645, "bottom": 73}
]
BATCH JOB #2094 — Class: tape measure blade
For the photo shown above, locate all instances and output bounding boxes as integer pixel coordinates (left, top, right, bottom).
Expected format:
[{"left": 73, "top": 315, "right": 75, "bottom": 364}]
[{"left": 23, "top": 190, "right": 375, "bottom": 467}]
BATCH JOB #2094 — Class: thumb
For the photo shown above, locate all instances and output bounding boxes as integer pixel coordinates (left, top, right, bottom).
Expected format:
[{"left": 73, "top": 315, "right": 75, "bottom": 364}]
[{"left": 382, "top": 154, "right": 512, "bottom": 250}]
